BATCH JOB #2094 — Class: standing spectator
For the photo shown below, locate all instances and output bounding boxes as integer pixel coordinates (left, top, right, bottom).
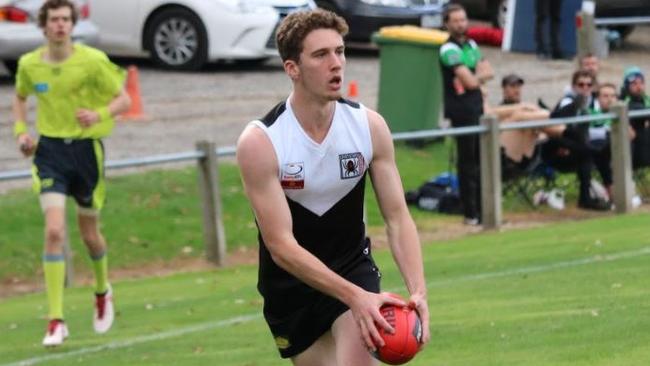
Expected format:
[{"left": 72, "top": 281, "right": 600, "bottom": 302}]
[
  {"left": 621, "top": 66, "right": 650, "bottom": 169},
  {"left": 535, "top": 0, "right": 564, "bottom": 59},
  {"left": 440, "top": 3, "right": 493, "bottom": 226},
  {"left": 12, "top": 0, "right": 130, "bottom": 347}
]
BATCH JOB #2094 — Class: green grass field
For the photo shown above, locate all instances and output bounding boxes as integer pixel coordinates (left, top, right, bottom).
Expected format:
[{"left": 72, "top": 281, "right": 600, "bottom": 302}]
[
  {"left": 1, "top": 213, "right": 649, "bottom": 366},
  {"left": 0, "top": 142, "right": 461, "bottom": 280}
]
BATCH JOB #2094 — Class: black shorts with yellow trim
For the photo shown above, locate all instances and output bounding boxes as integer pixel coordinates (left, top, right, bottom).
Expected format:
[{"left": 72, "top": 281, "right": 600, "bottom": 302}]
[
  {"left": 32, "top": 136, "right": 106, "bottom": 210},
  {"left": 261, "top": 238, "right": 381, "bottom": 359}
]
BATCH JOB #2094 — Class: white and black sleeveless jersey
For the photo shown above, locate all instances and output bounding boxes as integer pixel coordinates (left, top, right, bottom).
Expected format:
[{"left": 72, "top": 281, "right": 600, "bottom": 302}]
[{"left": 250, "top": 97, "right": 374, "bottom": 296}]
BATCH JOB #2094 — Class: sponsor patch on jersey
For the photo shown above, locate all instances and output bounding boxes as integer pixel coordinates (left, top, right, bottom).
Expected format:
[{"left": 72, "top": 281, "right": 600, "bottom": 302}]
[
  {"left": 34, "top": 83, "right": 49, "bottom": 93},
  {"left": 339, "top": 152, "right": 364, "bottom": 179},
  {"left": 281, "top": 162, "right": 305, "bottom": 189}
]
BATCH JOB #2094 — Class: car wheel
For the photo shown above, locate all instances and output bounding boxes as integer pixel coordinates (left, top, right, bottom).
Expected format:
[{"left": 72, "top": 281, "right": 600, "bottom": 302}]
[
  {"left": 490, "top": 0, "right": 508, "bottom": 29},
  {"left": 145, "top": 7, "right": 208, "bottom": 70},
  {"left": 3, "top": 60, "right": 18, "bottom": 75}
]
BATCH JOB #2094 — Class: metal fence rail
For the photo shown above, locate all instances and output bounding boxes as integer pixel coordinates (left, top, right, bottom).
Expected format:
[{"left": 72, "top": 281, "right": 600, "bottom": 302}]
[
  {"left": 595, "top": 16, "right": 650, "bottom": 26},
  {"left": 2, "top": 106, "right": 650, "bottom": 266}
]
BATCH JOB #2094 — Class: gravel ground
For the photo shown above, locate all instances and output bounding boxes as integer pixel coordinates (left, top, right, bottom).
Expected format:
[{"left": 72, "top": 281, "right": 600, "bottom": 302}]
[{"left": 1, "top": 26, "right": 649, "bottom": 193}]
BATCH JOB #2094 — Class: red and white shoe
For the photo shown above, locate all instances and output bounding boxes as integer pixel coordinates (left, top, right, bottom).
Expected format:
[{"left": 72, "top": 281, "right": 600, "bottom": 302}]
[
  {"left": 42, "top": 319, "right": 69, "bottom": 347},
  {"left": 93, "top": 285, "right": 114, "bottom": 334}
]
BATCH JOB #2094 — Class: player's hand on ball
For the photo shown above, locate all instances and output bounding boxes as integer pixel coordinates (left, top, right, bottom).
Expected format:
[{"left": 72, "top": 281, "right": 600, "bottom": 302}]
[
  {"left": 408, "top": 292, "right": 430, "bottom": 345},
  {"left": 349, "top": 290, "right": 407, "bottom": 351},
  {"left": 372, "top": 292, "right": 425, "bottom": 365}
]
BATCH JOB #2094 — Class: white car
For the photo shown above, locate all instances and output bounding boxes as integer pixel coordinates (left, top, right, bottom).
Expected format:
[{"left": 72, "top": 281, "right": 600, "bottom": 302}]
[
  {"left": 0, "top": 0, "right": 99, "bottom": 74},
  {"left": 89, "top": 0, "right": 316, "bottom": 70}
]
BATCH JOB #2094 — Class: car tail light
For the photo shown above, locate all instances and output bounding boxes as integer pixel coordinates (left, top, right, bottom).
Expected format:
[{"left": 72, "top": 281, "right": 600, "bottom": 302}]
[
  {"left": 0, "top": 7, "right": 30, "bottom": 23},
  {"left": 79, "top": 3, "right": 90, "bottom": 19}
]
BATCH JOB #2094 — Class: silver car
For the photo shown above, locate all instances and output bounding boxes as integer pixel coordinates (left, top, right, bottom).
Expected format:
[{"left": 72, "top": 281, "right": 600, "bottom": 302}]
[{"left": 0, "top": 0, "right": 99, "bottom": 74}]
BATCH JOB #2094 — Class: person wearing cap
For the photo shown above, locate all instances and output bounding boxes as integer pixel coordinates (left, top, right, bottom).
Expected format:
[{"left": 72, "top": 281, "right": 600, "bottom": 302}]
[
  {"left": 439, "top": 3, "right": 494, "bottom": 226},
  {"left": 501, "top": 74, "right": 524, "bottom": 105},
  {"left": 621, "top": 66, "right": 650, "bottom": 169}
]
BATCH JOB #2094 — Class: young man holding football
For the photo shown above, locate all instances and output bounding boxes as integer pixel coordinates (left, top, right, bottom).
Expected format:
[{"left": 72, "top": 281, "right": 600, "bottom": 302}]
[{"left": 236, "top": 9, "right": 429, "bottom": 365}]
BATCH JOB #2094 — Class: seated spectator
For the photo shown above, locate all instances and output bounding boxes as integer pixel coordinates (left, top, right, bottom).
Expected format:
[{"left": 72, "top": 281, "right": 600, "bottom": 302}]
[
  {"left": 482, "top": 77, "right": 563, "bottom": 180},
  {"left": 580, "top": 53, "right": 600, "bottom": 76},
  {"left": 501, "top": 74, "right": 524, "bottom": 105},
  {"left": 547, "top": 70, "right": 610, "bottom": 210},
  {"left": 588, "top": 82, "right": 637, "bottom": 200},
  {"left": 554, "top": 69, "right": 598, "bottom": 118},
  {"left": 586, "top": 83, "right": 616, "bottom": 199},
  {"left": 563, "top": 54, "right": 600, "bottom": 96},
  {"left": 621, "top": 66, "right": 650, "bottom": 169}
]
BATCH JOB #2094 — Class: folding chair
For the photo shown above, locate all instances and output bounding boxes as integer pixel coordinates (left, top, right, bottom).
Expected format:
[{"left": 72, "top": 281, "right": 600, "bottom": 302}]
[{"left": 502, "top": 152, "right": 558, "bottom": 208}]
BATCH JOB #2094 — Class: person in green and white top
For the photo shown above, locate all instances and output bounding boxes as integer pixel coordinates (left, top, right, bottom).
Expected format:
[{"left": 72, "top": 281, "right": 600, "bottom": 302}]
[
  {"left": 11, "top": 0, "right": 130, "bottom": 347},
  {"left": 439, "top": 3, "right": 493, "bottom": 226},
  {"left": 621, "top": 66, "right": 650, "bottom": 170}
]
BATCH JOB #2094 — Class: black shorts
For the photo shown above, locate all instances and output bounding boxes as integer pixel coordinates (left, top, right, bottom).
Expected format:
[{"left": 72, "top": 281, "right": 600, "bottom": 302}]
[
  {"left": 501, "top": 145, "right": 541, "bottom": 181},
  {"left": 262, "top": 238, "right": 381, "bottom": 358},
  {"left": 32, "top": 136, "right": 106, "bottom": 210}
]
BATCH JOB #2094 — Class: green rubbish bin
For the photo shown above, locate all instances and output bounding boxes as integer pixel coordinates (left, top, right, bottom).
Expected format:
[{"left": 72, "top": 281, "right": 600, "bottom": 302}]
[{"left": 372, "top": 27, "right": 447, "bottom": 133}]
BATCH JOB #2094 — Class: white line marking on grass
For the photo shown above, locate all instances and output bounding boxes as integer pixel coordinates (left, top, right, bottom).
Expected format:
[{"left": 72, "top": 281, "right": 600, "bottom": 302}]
[
  {"left": 2, "top": 314, "right": 261, "bottom": 366},
  {"left": 5, "top": 246, "right": 649, "bottom": 366},
  {"left": 424, "top": 246, "right": 650, "bottom": 289}
]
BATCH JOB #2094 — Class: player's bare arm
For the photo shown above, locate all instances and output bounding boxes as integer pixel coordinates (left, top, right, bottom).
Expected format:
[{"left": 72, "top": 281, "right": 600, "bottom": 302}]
[
  {"left": 77, "top": 88, "right": 131, "bottom": 127},
  {"left": 237, "top": 125, "right": 406, "bottom": 350},
  {"left": 366, "top": 108, "right": 431, "bottom": 345}
]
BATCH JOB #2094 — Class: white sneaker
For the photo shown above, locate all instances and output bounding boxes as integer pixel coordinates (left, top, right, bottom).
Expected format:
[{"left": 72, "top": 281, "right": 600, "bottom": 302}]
[
  {"left": 533, "top": 190, "right": 548, "bottom": 206},
  {"left": 93, "top": 285, "right": 114, "bottom": 334},
  {"left": 546, "top": 189, "right": 566, "bottom": 210},
  {"left": 42, "top": 319, "right": 69, "bottom": 347}
]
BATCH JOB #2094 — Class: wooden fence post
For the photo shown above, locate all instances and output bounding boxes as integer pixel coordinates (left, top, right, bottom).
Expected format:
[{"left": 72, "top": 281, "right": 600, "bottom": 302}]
[
  {"left": 480, "top": 114, "right": 501, "bottom": 230},
  {"left": 196, "top": 141, "right": 226, "bottom": 266},
  {"left": 610, "top": 103, "right": 634, "bottom": 213}
]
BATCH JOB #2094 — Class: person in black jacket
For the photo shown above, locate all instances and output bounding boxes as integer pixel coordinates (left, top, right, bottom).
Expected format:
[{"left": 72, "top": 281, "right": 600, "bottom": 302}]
[{"left": 545, "top": 70, "right": 610, "bottom": 210}]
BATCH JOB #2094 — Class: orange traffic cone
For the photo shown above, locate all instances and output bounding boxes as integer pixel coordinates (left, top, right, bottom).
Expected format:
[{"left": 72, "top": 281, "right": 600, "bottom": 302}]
[
  {"left": 120, "top": 65, "right": 148, "bottom": 121},
  {"left": 347, "top": 80, "right": 359, "bottom": 100}
]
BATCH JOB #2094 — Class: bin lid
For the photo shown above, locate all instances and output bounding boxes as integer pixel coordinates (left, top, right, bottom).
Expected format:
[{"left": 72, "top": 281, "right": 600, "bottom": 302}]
[{"left": 373, "top": 26, "right": 449, "bottom": 46}]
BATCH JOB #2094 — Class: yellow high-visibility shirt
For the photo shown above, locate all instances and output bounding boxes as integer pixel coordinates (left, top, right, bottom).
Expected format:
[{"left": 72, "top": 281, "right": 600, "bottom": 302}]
[{"left": 16, "top": 43, "right": 126, "bottom": 139}]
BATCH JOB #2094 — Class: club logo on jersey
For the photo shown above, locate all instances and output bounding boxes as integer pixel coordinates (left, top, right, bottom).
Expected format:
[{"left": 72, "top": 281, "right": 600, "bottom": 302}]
[
  {"left": 281, "top": 162, "right": 305, "bottom": 189},
  {"left": 339, "top": 152, "right": 364, "bottom": 179}
]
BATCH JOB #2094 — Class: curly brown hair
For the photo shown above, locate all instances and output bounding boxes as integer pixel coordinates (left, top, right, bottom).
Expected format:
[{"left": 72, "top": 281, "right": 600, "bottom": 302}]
[
  {"left": 275, "top": 9, "right": 348, "bottom": 63},
  {"left": 38, "top": 0, "right": 78, "bottom": 28}
]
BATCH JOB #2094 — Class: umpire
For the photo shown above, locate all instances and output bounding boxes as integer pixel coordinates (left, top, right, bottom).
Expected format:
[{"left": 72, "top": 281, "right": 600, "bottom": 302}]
[{"left": 440, "top": 4, "right": 493, "bottom": 225}]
